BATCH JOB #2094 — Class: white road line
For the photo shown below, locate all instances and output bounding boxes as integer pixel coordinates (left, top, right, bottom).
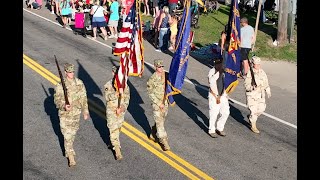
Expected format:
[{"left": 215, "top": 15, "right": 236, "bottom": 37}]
[
  {"left": 23, "top": 8, "right": 113, "bottom": 49},
  {"left": 23, "top": 8, "right": 297, "bottom": 130}
]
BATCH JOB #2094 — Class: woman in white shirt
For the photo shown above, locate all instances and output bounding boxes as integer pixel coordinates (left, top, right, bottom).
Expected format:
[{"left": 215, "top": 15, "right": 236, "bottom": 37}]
[{"left": 90, "top": 0, "right": 109, "bottom": 40}]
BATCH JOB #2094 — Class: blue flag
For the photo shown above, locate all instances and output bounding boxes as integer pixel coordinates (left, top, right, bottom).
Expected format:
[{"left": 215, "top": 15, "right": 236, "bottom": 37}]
[
  {"left": 165, "top": 0, "right": 192, "bottom": 106},
  {"left": 224, "top": 0, "right": 241, "bottom": 94}
]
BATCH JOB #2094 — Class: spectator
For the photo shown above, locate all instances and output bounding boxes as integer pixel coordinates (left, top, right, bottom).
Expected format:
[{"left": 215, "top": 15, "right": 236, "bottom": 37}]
[
  {"left": 143, "top": 0, "right": 151, "bottom": 16},
  {"left": 168, "top": 0, "right": 178, "bottom": 14},
  {"left": 151, "top": 0, "right": 159, "bottom": 18},
  {"left": 152, "top": 9, "right": 162, "bottom": 48},
  {"left": 107, "top": 0, "right": 120, "bottom": 38},
  {"left": 27, "top": 0, "right": 42, "bottom": 9},
  {"left": 168, "top": 14, "right": 178, "bottom": 51},
  {"left": 156, "top": 6, "right": 171, "bottom": 52},
  {"left": 51, "top": 0, "right": 61, "bottom": 15},
  {"left": 90, "top": 0, "right": 109, "bottom": 40},
  {"left": 240, "top": 17, "right": 254, "bottom": 77},
  {"left": 60, "top": 0, "right": 72, "bottom": 28}
]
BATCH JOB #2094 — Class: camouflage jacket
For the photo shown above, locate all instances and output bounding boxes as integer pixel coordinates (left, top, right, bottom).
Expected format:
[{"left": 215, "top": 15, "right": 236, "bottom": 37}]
[
  {"left": 54, "top": 77, "right": 89, "bottom": 116},
  {"left": 147, "top": 72, "right": 168, "bottom": 106},
  {"left": 104, "top": 79, "right": 130, "bottom": 111},
  {"left": 244, "top": 68, "right": 270, "bottom": 98}
]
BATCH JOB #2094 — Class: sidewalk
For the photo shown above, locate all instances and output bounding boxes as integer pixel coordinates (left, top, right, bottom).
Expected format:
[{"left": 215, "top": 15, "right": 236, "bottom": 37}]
[{"left": 260, "top": 60, "right": 297, "bottom": 94}]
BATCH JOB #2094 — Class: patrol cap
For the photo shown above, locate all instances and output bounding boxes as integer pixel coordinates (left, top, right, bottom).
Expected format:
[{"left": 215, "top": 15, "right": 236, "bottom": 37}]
[
  {"left": 154, "top": 59, "right": 164, "bottom": 67},
  {"left": 112, "top": 66, "right": 118, "bottom": 73},
  {"left": 64, "top": 63, "right": 75, "bottom": 73},
  {"left": 252, "top": 56, "right": 261, "bottom": 65}
]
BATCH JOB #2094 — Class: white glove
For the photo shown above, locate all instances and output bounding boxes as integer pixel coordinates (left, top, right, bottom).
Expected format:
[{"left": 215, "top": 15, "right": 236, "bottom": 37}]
[{"left": 266, "top": 87, "right": 271, "bottom": 98}]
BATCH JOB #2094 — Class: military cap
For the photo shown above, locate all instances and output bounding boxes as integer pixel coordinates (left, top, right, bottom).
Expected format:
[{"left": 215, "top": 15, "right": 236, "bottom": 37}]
[
  {"left": 252, "top": 56, "right": 261, "bottom": 65},
  {"left": 112, "top": 66, "right": 118, "bottom": 73},
  {"left": 64, "top": 63, "right": 75, "bottom": 73},
  {"left": 154, "top": 59, "right": 164, "bottom": 67}
]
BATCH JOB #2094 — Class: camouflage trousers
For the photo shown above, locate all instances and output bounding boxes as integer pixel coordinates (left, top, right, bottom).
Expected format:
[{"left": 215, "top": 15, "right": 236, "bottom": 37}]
[
  {"left": 247, "top": 96, "right": 266, "bottom": 123},
  {"left": 152, "top": 103, "right": 169, "bottom": 139},
  {"left": 106, "top": 110, "right": 125, "bottom": 149},
  {"left": 59, "top": 113, "right": 81, "bottom": 158}
]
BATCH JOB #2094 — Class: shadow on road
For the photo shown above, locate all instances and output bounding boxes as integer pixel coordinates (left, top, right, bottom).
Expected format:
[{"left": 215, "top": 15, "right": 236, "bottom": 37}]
[
  {"left": 229, "top": 102, "right": 251, "bottom": 129},
  {"left": 77, "top": 60, "right": 111, "bottom": 147},
  {"left": 188, "top": 78, "right": 209, "bottom": 100},
  {"left": 127, "top": 80, "right": 152, "bottom": 137},
  {"left": 174, "top": 93, "right": 209, "bottom": 134},
  {"left": 42, "top": 85, "right": 65, "bottom": 156}
]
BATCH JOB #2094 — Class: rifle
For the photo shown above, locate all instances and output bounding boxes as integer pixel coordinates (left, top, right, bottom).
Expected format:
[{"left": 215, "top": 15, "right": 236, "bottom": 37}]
[
  {"left": 248, "top": 56, "right": 257, "bottom": 88},
  {"left": 54, "top": 55, "right": 70, "bottom": 105}
]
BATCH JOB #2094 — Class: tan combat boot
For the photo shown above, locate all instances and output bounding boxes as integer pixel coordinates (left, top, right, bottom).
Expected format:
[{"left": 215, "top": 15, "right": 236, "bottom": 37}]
[
  {"left": 251, "top": 122, "right": 260, "bottom": 134},
  {"left": 114, "top": 146, "right": 123, "bottom": 160},
  {"left": 149, "top": 125, "right": 158, "bottom": 142},
  {"left": 68, "top": 154, "right": 76, "bottom": 167},
  {"left": 160, "top": 138, "right": 170, "bottom": 151}
]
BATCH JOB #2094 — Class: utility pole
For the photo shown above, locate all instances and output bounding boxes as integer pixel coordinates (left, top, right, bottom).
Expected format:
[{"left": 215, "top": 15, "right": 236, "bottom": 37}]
[
  {"left": 252, "top": 0, "right": 263, "bottom": 51},
  {"left": 277, "top": 0, "right": 289, "bottom": 46},
  {"left": 288, "top": 0, "right": 296, "bottom": 43}
]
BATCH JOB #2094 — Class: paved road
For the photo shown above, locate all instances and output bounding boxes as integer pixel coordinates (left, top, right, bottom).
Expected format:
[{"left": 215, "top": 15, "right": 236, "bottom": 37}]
[{"left": 23, "top": 3, "right": 297, "bottom": 180}]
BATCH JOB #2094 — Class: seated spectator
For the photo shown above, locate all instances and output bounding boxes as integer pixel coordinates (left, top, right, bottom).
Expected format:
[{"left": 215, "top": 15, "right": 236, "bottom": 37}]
[{"left": 27, "top": 0, "right": 42, "bottom": 9}]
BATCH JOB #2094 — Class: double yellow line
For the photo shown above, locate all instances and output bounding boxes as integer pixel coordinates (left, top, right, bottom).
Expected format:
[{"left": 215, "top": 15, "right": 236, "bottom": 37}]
[{"left": 23, "top": 54, "right": 214, "bottom": 180}]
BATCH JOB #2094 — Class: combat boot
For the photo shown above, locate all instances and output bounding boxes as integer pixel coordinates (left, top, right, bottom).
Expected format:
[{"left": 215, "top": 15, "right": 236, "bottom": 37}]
[
  {"left": 149, "top": 125, "right": 158, "bottom": 142},
  {"left": 68, "top": 154, "right": 76, "bottom": 167},
  {"left": 114, "top": 146, "right": 123, "bottom": 160},
  {"left": 160, "top": 138, "right": 170, "bottom": 151},
  {"left": 251, "top": 122, "right": 260, "bottom": 134}
]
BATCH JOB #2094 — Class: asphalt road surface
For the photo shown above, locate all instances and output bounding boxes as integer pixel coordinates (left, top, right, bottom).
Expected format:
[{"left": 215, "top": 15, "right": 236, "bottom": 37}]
[{"left": 23, "top": 3, "right": 297, "bottom": 180}]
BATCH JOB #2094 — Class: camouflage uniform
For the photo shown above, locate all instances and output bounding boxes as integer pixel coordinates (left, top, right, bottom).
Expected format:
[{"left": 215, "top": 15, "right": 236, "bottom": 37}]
[
  {"left": 208, "top": 59, "right": 230, "bottom": 137},
  {"left": 244, "top": 56, "right": 271, "bottom": 133},
  {"left": 54, "top": 63, "right": 89, "bottom": 164},
  {"left": 104, "top": 77, "right": 130, "bottom": 153},
  {"left": 147, "top": 60, "right": 170, "bottom": 150}
]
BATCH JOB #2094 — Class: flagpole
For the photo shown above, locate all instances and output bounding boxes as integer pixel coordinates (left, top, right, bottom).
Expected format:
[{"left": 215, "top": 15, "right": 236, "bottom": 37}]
[{"left": 252, "top": 0, "right": 263, "bottom": 52}]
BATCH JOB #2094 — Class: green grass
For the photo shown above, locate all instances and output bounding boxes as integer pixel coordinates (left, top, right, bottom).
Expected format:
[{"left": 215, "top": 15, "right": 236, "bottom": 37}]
[{"left": 140, "top": 5, "right": 297, "bottom": 62}]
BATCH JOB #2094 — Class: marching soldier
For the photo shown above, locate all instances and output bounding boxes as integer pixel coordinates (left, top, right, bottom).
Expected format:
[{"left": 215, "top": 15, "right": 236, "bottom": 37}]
[
  {"left": 207, "top": 58, "right": 230, "bottom": 138},
  {"left": 54, "top": 63, "right": 89, "bottom": 167},
  {"left": 104, "top": 66, "right": 130, "bottom": 160},
  {"left": 147, "top": 59, "right": 170, "bottom": 151},
  {"left": 244, "top": 56, "right": 271, "bottom": 134}
]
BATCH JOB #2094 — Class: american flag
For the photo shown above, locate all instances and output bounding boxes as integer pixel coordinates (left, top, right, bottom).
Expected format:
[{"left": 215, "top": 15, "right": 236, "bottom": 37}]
[{"left": 113, "top": 0, "right": 144, "bottom": 92}]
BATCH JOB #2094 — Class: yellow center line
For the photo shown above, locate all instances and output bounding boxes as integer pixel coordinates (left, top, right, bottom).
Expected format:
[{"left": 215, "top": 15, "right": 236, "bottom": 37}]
[
  {"left": 87, "top": 97, "right": 213, "bottom": 180},
  {"left": 23, "top": 54, "right": 214, "bottom": 180},
  {"left": 23, "top": 54, "right": 60, "bottom": 82},
  {"left": 121, "top": 128, "right": 200, "bottom": 180},
  {"left": 23, "top": 58, "right": 58, "bottom": 85}
]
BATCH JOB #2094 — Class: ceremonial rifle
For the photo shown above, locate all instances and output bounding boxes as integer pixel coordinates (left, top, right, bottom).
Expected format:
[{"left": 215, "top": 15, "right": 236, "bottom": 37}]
[
  {"left": 54, "top": 55, "right": 70, "bottom": 105},
  {"left": 248, "top": 56, "right": 257, "bottom": 88}
]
